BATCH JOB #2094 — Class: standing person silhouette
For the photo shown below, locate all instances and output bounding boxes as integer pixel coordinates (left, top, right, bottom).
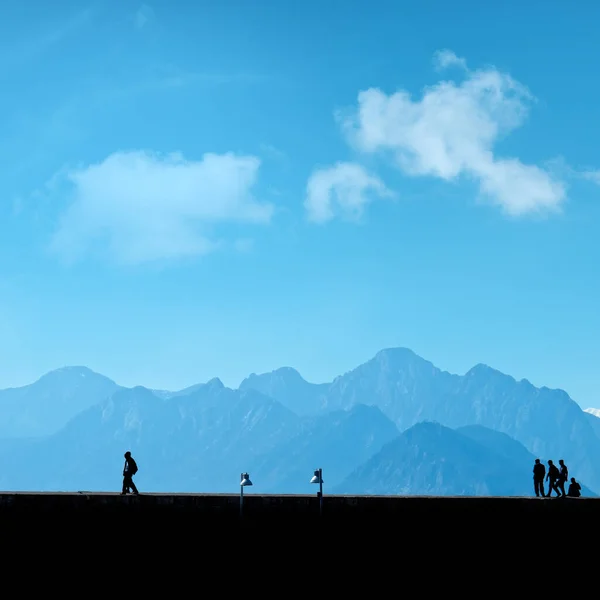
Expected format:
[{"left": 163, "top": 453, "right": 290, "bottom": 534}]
[
  {"left": 557, "top": 459, "right": 569, "bottom": 497},
  {"left": 533, "top": 459, "right": 546, "bottom": 497},
  {"left": 546, "top": 460, "right": 561, "bottom": 497},
  {"left": 121, "top": 451, "right": 139, "bottom": 495}
]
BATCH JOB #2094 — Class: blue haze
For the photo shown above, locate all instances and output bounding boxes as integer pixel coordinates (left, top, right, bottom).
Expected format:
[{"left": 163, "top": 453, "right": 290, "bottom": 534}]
[{"left": 0, "top": 348, "right": 597, "bottom": 497}]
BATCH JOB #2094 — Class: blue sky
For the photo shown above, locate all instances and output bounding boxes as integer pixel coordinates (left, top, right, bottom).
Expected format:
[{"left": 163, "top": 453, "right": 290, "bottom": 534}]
[{"left": 1, "top": 0, "right": 599, "bottom": 408}]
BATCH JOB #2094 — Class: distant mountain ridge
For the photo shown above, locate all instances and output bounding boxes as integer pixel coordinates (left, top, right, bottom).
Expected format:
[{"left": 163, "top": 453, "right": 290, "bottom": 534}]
[
  {"left": 240, "top": 348, "right": 600, "bottom": 492},
  {"left": 0, "top": 349, "right": 597, "bottom": 496}
]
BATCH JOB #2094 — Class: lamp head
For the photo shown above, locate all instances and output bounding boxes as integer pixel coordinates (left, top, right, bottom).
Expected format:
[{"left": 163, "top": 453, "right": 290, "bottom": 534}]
[{"left": 310, "top": 468, "right": 323, "bottom": 485}]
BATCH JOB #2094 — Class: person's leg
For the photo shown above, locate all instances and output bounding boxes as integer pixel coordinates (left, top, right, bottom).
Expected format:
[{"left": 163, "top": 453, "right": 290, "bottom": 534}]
[
  {"left": 122, "top": 475, "right": 134, "bottom": 494},
  {"left": 129, "top": 478, "right": 139, "bottom": 494}
]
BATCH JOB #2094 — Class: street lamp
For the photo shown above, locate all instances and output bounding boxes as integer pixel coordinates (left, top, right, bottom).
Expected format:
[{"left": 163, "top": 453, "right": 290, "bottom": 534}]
[
  {"left": 310, "top": 468, "right": 323, "bottom": 516},
  {"left": 240, "top": 472, "right": 252, "bottom": 517}
]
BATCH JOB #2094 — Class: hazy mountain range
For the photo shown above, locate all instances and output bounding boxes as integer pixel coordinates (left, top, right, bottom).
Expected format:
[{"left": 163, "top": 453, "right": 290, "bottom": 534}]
[{"left": 0, "top": 347, "right": 597, "bottom": 497}]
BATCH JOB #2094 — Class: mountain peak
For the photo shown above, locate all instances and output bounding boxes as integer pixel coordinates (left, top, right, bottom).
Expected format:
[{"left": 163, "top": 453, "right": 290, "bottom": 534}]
[
  {"left": 238, "top": 366, "right": 324, "bottom": 415},
  {"left": 240, "top": 366, "right": 309, "bottom": 389},
  {"left": 372, "top": 347, "right": 435, "bottom": 371},
  {"left": 375, "top": 347, "right": 418, "bottom": 360},
  {"left": 41, "top": 365, "right": 95, "bottom": 378},
  {"left": 270, "top": 367, "right": 306, "bottom": 381},
  {"left": 168, "top": 377, "right": 226, "bottom": 398},
  {"left": 465, "top": 363, "right": 506, "bottom": 378},
  {"left": 206, "top": 377, "right": 224, "bottom": 389},
  {"left": 0, "top": 365, "right": 121, "bottom": 439},
  {"left": 35, "top": 366, "right": 115, "bottom": 386},
  {"left": 467, "top": 362, "right": 492, "bottom": 373},
  {"left": 405, "top": 420, "right": 447, "bottom": 437}
]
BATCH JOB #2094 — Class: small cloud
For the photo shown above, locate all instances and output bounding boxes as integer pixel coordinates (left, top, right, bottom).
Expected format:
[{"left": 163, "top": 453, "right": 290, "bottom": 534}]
[
  {"left": 134, "top": 4, "right": 154, "bottom": 29},
  {"left": 433, "top": 49, "right": 467, "bottom": 71},
  {"left": 305, "top": 162, "right": 393, "bottom": 224},
  {"left": 48, "top": 150, "right": 274, "bottom": 265}
]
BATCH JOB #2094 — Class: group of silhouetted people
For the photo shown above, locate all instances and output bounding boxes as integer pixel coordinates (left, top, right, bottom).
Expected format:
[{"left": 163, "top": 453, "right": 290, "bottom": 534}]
[{"left": 533, "top": 458, "right": 581, "bottom": 498}]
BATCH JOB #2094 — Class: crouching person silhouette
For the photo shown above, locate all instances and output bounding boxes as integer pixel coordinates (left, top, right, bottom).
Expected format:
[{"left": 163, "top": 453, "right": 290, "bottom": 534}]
[
  {"left": 121, "top": 451, "right": 139, "bottom": 495},
  {"left": 567, "top": 477, "right": 581, "bottom": 498}
]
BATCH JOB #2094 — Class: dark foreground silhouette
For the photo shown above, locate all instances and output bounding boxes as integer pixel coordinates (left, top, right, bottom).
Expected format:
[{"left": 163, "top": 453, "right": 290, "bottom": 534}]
[
  {"left": 122, "top": 451, "right": 139, "bottom": 495},
  {"left": 567, "top": 477, "right": 581, "bottom": 497},
  {"left": 116, "top": 451, "right": 588, "bottom": 499},
  {"left": 2, "top": 491, "right": 596, "bottom": 581},
  {"left": 533, "top": 458, "right": 580, "bottom": 498}
]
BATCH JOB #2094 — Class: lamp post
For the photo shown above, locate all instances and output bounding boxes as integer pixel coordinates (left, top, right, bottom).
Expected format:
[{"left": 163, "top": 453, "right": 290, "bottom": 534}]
[
  {"left": 240, "top": 472, "right": 252, "bottom": 517},
  {"left": 310, "top": 468, "right": 323, "bottom": 516}
]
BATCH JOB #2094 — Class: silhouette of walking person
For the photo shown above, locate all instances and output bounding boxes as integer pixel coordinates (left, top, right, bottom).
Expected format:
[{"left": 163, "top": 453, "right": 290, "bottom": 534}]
[
  {"left": 567, "top": 477, "right": 581, "bottom": 498},
  {"left": 557, "top": 459, "right": 568, "bottom": 498},
  {"left": 546, "top": 460, "right": 561, "bottom": 497},
  {"left": 533, "top": 459, "right": 546, "bottom": 497},
  {"left": 121, "top": 451, "right": 139, "bottom": 495}
]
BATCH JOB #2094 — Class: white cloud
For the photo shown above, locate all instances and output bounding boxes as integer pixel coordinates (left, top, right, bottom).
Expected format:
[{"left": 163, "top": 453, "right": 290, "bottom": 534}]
[
  {"left": 49, "top": 150, "right": 273, "bottom": 265},
  {"left": 433, "top": 49, "right": 467, "bottom": 71},
  {"left": 305, "top": 162, "right": 393, "bottom": 223},
  {"left": 339, "top": 51, "right": 565, "bottom": 216}
]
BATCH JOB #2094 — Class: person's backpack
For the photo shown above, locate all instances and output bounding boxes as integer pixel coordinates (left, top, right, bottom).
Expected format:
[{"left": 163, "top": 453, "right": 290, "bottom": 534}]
[{"left": 129, "top": 459, "right": 138, "bottom": 475}]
